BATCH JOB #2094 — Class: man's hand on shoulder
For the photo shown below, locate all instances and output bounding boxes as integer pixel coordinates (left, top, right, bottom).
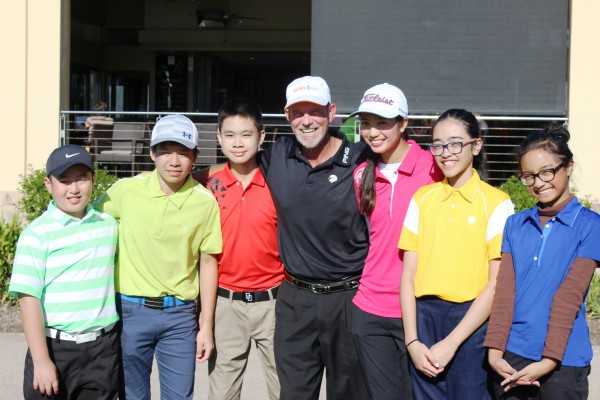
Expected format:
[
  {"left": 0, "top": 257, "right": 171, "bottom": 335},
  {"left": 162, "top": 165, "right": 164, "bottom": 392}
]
[{"left": 192, "top": 164, "right": 226, "bottom": 185}]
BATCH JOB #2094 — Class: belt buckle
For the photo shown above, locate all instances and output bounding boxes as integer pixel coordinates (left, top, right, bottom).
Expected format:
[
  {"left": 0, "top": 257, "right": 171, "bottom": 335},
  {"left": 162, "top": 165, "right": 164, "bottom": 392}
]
[
  {"left": 311, "top": 283, "right": 330, "bottom": 295},
  {"left": 144, "top": 297, "right": 164, "bottom": 310},
  {"left": 75, "top": 332, "right": 97, "bottom": 344},
  {"left": 243, "top": 292, "right": 255, "bottom": 303}
]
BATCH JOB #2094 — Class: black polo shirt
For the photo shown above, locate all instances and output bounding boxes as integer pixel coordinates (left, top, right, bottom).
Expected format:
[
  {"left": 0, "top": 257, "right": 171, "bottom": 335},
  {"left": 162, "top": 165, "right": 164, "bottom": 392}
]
[{"left": 259, "top": 134, "right": 370, "bottom": 281}]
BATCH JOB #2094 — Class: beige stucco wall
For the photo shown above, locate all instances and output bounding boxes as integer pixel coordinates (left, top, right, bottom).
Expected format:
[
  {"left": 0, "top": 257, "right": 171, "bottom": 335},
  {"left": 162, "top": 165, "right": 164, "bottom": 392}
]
[
  {"left": 568, "top": 1, "right": 600, "bottom": 200},
  {"left": 0, "top": 0, "right": 63, "bottom": 193}
]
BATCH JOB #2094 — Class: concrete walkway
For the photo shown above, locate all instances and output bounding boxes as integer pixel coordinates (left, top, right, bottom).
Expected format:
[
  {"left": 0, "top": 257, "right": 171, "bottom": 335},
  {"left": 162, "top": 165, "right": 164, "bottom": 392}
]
[{"left": 1, "top": 332, "right": 596, "bottom": 398}]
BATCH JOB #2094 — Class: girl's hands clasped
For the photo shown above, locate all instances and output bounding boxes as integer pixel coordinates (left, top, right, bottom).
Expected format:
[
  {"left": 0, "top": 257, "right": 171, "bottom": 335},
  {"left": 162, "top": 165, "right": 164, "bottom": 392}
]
[{"left": 407, "top": 341, "right": 444, "bottom": 378}]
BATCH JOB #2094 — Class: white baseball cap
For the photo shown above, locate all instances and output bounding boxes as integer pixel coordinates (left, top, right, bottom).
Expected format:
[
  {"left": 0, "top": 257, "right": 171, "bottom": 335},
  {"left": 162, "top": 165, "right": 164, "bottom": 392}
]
[
  {"left": 285, "top": 76, "right": 331, "bottom": 108},
  {"left": 349, "top": 83, "right": 408, "bottom": 119},
  {"left": 151, "top": 114, "right": 198, "bottom": 149}
]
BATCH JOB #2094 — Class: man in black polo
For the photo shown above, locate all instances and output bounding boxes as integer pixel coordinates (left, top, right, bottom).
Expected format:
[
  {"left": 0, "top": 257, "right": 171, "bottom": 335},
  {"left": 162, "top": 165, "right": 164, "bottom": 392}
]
[{"left": 259, "top": 76, "right": 370, "bottom": 399}]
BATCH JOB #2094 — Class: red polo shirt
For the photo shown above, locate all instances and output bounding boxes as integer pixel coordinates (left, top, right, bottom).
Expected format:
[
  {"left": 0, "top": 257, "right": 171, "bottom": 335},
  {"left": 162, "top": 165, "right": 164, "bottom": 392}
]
[{"left": 207, "top": 164, "right": 284, "bottom": 291}]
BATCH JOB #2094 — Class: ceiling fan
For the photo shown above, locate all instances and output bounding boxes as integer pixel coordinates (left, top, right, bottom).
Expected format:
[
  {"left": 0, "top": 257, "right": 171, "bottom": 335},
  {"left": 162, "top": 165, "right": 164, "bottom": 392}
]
[{"left": 196, "top": 8, "right": 264, "bottom": 28}]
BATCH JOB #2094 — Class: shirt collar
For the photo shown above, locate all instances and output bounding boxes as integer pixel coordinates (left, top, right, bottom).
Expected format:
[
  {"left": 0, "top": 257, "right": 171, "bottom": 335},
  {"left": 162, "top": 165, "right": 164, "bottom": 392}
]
[
  {"left": 288, "top": 134, "right": 354, "bottom": 169},
  {"left": 221, "top": 163, "right": 266, "bottom": 188},
  {"left": 147, "top": 169, "right": 195, "bottom": 208},
  {"left": 440, "top": 169, "right": 481, "bottom": 202},
  {"left": 47, "top": 200, "right": 102, "bottom": 226},
  {"left": 523, "top": 196, "right": 583, "bottom": 227},
  {"left": 374, "top": 140, "right": 422, "bottom": 180}
]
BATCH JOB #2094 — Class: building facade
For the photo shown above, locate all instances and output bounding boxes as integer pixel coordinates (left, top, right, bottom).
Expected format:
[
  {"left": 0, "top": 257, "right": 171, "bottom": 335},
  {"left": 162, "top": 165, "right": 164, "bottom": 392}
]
[{"left": 1, "top": 1, "right": 599, "bottom": 201}]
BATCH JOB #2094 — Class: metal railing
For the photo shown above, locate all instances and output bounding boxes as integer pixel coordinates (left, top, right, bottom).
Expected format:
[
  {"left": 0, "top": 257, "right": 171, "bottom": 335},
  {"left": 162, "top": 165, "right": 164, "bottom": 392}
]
[{"left": 60, "top": 111, "right": 567, "bottom": 186}]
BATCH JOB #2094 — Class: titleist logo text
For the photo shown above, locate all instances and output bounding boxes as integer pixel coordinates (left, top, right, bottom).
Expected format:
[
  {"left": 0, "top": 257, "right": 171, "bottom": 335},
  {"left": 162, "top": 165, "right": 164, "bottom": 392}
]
[{"left": 362, "top": 93, "right": 394, "bottom": 105}]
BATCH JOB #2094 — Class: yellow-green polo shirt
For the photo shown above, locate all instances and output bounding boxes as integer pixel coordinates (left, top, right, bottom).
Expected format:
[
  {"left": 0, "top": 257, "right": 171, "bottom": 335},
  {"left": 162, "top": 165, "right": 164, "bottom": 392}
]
[
  {"left": 399, "top": 170, "right": 513, "bottom": 303},
  {"left": 96, "top": 170, "right": 222, "bottom": 300}
]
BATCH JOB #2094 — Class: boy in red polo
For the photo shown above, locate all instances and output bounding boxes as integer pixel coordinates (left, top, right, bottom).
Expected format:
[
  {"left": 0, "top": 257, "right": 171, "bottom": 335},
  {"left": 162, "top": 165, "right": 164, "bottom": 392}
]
[{"left": 206, "top": 98, "right": 284, "bottom": 399}]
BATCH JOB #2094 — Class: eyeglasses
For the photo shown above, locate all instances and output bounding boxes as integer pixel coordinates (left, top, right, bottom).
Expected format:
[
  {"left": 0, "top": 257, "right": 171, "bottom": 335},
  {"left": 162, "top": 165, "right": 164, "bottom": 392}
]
[
  {"left": 428, "top": 140, "right": 477, "bottom": 156},
  {"left": 519, "top": 163, "right": 565, "bottom": 186}
]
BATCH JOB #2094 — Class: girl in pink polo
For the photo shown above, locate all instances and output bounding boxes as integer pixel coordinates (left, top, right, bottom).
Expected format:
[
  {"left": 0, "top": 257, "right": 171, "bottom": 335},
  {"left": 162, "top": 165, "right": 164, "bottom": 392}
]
[{"left": 351, "top": 83, "right": 442, "bottom": 399}]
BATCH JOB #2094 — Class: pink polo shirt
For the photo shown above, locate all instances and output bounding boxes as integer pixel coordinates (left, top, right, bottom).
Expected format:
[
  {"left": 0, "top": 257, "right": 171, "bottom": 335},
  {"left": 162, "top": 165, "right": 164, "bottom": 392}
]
[{"left": 352, "top": 141, "right": 442, "bottom": 318}]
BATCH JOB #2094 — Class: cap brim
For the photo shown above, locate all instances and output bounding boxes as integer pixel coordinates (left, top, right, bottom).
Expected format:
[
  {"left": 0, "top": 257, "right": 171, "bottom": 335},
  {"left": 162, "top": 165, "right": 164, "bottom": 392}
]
[
  {"left": 349, "top": 104, "right": 406, "bottom": 119},
  {"left": 150, "top": 137, "right": 197, "bottom": 149},
  {"left": 285, "top": 97, "right": 329, "bottom": 109},
  {"left": 49, "top": 162, "right": 94, "bottom": 177}
]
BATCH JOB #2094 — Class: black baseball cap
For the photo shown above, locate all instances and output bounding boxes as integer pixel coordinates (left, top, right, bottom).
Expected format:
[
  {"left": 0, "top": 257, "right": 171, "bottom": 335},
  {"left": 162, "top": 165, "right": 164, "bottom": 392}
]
[{"left": 46, "top": 144, "right": 94, "bottom": 177}]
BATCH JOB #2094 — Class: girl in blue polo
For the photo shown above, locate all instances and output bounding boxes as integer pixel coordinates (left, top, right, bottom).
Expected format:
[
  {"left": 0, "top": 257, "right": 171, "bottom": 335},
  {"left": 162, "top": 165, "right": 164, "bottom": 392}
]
[
  {"left": 484, "top": 126, "right": 600, "bottom": 400},
  {"left": 399, "top": 109, "right": 514, "bottom": 399}
]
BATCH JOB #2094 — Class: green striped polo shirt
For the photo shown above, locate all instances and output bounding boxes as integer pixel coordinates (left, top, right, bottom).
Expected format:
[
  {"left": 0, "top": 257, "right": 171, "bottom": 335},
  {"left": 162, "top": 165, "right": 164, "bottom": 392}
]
[{"left": 9, "top": 201, "right": 119, "bottom": 333}]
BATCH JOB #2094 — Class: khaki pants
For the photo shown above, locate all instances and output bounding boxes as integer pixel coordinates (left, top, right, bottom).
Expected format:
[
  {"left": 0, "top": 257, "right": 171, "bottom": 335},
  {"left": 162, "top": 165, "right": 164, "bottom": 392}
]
[{"left": 208, "top": 289, "right": 279, "bottom": 400}]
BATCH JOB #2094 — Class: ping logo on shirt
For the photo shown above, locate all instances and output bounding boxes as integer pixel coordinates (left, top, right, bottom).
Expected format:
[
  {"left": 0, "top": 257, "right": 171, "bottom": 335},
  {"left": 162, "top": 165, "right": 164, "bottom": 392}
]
[{"left": 342, "top": 146, "right": 350, "bottom": 164}]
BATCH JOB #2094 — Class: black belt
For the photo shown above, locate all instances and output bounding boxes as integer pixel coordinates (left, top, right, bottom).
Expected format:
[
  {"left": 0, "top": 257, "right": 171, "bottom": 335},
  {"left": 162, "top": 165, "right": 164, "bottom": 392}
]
[
  {"left": 217, "top": 286, "right": 279, "bottom": 303},
  {"left": 284, "top": 271, "right": 361, "bottom": 294}
]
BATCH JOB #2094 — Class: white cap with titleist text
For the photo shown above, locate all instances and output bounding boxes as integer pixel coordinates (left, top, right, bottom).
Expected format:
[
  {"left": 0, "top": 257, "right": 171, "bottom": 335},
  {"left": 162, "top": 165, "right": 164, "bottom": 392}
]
[
  {"left": 285, "top": 76, "right": 331, "bottom": 109},
  {"left": 151, "top": 114, "right": 198, "bottom": 149},
  {"left": 349, "top": 83, "right": 408, "bottom": 119}
]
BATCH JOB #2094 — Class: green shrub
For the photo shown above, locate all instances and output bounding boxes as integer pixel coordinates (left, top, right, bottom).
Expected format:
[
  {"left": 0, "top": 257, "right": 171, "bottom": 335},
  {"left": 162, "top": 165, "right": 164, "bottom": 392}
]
[
  {"left": 499, "top": 176, "right": 536, "bottom": 212},
  {"left": 0, "top": 217, "right": 22, "bottom": 305},
  {"left": 586, "top": 273, "right": 600, "bottom": 319},
  {"left": 18, "top": 166, "right": 119, "bottom": 222}
]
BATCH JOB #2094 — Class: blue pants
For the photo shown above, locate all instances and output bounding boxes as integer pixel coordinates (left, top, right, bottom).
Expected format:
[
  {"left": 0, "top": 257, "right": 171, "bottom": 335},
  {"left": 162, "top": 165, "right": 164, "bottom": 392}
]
[
  {"left": 411, "top": 297, "right": 492, "bottom": 400},
  {"left": 351, "top": 305, "right": 413, "bottom": 400},
  {"left": 118, "top": 299, "right": 198, "bottom": 400}
]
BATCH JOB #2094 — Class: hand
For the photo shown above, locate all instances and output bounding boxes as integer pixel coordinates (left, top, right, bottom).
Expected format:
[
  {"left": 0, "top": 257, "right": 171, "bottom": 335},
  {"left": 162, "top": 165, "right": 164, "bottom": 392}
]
[
  {"left": 407, "top": 341, "right": 444, "bottom": 378},
  {"left": 32, "top": 357, "right": 59, "bottom": 396},
  {"left": 195, "top": 327, "right": 214, "bottom": 363},
  {"left": 488, "top": 348, "right": 517, "bottom": 382},
  {"left": 501, "top": 358, "right": 557, "bottom": 392},
  {"left": 430, "top": 338, "right": 458, "bottom": 369}
]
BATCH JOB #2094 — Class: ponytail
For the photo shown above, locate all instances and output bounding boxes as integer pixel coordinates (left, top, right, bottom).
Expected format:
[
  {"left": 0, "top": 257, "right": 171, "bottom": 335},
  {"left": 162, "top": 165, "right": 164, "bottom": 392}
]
[{"left": 358, "top": 153, "right": 379, "bottom": 215}]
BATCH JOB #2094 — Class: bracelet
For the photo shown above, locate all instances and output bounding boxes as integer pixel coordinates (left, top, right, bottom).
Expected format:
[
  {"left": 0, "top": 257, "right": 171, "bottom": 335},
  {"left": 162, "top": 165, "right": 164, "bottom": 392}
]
[{"left": 406, "top": 339, "right": 419, "bottom": 348}]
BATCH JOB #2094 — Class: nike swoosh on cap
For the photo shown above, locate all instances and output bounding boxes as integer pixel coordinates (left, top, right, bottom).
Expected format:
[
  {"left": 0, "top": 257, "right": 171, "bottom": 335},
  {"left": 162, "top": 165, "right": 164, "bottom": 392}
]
[{"left": 65, "top": 153, "right": 80, "bottom": 158}]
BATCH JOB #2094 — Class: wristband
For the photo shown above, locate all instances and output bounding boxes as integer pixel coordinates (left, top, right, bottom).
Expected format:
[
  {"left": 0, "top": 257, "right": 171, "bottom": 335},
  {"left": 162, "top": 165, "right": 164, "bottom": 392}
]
[{"left": 406, "top": 339, "right": 419, "bottom": 348}]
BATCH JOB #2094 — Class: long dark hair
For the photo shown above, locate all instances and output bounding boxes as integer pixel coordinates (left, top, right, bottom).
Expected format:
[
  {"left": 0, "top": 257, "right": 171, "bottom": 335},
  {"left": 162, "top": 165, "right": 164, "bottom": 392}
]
[
  {"left": 432, "top": 109, "right": 488, "bottom": 181},
  {"left": 358, "top": 117, "right": 406, "bottom": 215}
]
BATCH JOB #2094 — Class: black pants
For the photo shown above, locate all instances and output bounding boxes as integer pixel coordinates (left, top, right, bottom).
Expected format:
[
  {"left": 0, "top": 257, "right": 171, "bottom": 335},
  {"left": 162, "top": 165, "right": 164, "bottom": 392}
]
[
  {"left": 23, "top": 329, "right": 120, "bottom": 400},
  {"left": 351, "top": 305, "right": 413, "bottom": 400},
  {"left": 492, "top": 351, "right": 589, "bottom": 400},
  {"left": 274, "top": 280, "right": 368, "bottom": 400}
]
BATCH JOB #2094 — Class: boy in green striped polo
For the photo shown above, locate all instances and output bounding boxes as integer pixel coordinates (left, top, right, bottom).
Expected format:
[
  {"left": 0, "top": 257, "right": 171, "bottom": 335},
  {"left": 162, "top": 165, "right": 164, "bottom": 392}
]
[{"left": 9, "top": 144, "right": 120, "bottom": 400}]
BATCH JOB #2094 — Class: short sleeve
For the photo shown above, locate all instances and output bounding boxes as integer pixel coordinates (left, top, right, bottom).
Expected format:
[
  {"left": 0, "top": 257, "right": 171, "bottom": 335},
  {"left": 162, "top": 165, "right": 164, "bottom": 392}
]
[
  {"left": 8, "top": 229, "right": 46, "bottom": 299},
  {"left": 398, "top": 197, "right": 419, "bottom": 251},
  {"left": 501, "top": 217, "right": 514, "bottom": 255},
  {"left": 258, "top": 146, "right": 272, "bottom": 176},
  {"left": 575, "top": 209, "right": 600, "bottom": 262},
  {"left": 486, "top": 198, "right": 514, "bottom": 260},
  {"left": 94, "top": 180, "right": 123, "bottom": 219},
  {"left": 199, "top": 199, "right": 223, "bottom": 255}
]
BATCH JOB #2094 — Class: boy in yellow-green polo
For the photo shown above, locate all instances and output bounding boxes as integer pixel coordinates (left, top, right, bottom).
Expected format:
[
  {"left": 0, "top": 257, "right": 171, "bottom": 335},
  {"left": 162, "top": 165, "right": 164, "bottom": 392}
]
[{"left": 96, "top": 114, "right": 222, "bottom": 400}]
